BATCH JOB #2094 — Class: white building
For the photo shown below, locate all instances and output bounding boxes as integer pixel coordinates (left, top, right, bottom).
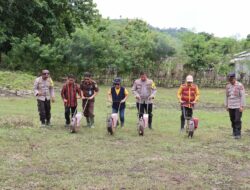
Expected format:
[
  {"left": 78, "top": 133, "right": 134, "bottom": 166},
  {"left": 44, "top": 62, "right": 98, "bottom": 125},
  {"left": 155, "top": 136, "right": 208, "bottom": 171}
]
[{"left": 230, "top": 51, "right": 250, "bottom": 84}]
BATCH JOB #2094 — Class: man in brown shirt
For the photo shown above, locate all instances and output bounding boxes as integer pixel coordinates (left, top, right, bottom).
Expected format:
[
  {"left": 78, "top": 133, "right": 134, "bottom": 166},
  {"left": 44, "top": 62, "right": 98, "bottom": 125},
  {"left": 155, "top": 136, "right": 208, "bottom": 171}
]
[{"left": 80, "top": 72, "right": 99, "bottom": 128}]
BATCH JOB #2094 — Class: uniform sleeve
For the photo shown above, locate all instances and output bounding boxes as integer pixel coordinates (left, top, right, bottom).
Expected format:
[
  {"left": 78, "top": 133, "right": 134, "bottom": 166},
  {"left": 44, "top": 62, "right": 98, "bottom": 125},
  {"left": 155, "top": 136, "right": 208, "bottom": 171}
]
[
  {"left": 194, "top": 86, "right": 200, "bottom": 102},
  {"left": 151, "top": 82, "right": 157, "bottom": 96},
  {"left": 177, "top": 86, "right": 182, "bottom": 101},
  {"left": 49, "top": 78, "right": 55, "bottom": 97},
  {"left": 94, "top": 82, "right": 99, "bottom": 92},
  {"left": 240, "top": 84, "right": 246, "bottom": 107},
  {"left": 132, "top": 81, "right": 139, "bottom": 96},
  {"left": 225, "top": 86, "right": 228, "bottom": 107},
  {"left": 33, "top": 78, "right": 39, "bottom": 96},
  {"left": 50, "top": 78, "right": 54, "bottom": 87}
]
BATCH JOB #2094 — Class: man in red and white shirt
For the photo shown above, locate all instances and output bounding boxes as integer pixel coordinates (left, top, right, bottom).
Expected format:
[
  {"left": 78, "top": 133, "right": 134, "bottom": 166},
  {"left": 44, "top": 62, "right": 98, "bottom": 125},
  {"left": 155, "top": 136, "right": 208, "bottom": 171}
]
[{"left": 61, "top": 74, "right": 81, "bottom": 127}]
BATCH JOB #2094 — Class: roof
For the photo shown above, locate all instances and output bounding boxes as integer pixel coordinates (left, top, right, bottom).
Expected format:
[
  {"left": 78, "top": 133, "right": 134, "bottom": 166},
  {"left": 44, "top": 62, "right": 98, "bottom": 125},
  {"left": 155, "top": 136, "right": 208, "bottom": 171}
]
[{"left": 230, "top": 51, "right": 250, "bottom": 64}]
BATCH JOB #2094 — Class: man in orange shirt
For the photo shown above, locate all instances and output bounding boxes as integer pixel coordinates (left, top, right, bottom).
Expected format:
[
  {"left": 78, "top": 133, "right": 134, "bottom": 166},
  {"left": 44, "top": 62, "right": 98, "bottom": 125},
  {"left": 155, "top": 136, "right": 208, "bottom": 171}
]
[{"left": 177, "top": 75, "right": 200, "bottom": 131}]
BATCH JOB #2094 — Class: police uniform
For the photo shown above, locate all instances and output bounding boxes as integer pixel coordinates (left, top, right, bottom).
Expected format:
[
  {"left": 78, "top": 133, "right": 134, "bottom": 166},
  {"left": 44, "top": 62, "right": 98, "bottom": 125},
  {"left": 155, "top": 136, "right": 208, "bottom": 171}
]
[
  {"left": 34, "top": 76, "right": 54, "bottom": 125},
  {"left": 132, "top": 78, "right": 157, "bottom": 129}
]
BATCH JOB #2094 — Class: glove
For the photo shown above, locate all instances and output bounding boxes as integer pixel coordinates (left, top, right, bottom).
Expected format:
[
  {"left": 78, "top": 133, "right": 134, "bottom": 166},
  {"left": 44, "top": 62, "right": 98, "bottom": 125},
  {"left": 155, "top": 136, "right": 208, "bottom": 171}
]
[{"left": 135, "top": 95, "right": 141, "bottom": 100}]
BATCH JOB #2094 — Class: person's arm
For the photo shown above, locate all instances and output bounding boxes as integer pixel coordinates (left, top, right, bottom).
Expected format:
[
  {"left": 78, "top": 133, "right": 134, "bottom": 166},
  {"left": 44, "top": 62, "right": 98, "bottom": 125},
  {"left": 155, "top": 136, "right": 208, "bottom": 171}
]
[
  {"left": 239, "top": 84, "right": 246, "bottom": 112},
  {"left": 177, "top": 86, "right": 183, "bottom": 102},
  {"left": 107, "top": 89, "right": 112, "bottom": 102},
  {"left": 121, "top": 88, "right": 129, "bottom": 102},
  {"left": 225, "top": 85, "right": 229, "bottom": 110},
  {"left": 194, "top": 86, "right": 200, "bottom": 102},
  {"left": 76, "top": 84, "right": 81, "bottom": 99},
  {"left": 80, "top": 84, "right": 86, "bottom": 99},
  {"left": 49, "top": 78, "right": 55, "bottom": 102},
  {"left": 89, "top": 82, "right": 99, "bottom": 99},
  {"left": 132, "top": 81, "right": 140, "bottom": 99},
  {"left": 33, "top": 78, "right": 39, "bottom": 97},
  {"left": 149, "top": 82, "right": 157, "bottom": 99},
  {"left": 61, "top": 85, "right": 68, "bottom": 103}
]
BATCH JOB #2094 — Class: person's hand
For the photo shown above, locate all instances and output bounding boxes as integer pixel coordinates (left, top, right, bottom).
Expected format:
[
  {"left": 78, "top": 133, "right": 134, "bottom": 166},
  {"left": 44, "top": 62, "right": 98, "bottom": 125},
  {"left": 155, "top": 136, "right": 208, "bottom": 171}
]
[
  {"left": 88, "top": 96, "right": 94, "bottom": 100},
  {"left": 226, "top": 107, "right": 229, "bottom": 111},
  {"left": 135, "top": 95, "right": 141, "bottom": 100},
  {"left": 77, "top": 96, "right": 81, "bottom": 99},
  {"left": 148, "top": 95, "right": 154, "bottom": 100},
  {"left": 191, "top": 101, "right": 197, "bottom": 104},
  {"left": 82, "top": 96, "right": 86, "bottom": 100},
  {"left": 120, "top": 99, "right": 126, "bottom": 103},
  {"left": 37, "top": 91, "right": 42, "bottom": 96},
  {"left": 239, "top": 107, "right": 244, "bottom": 112},
  {"left": 63, "top": 99, "right": 67, "bottom": 103},
  {"left": 179, "top": 100, "right": 185, "bottom": 104},
  {"left": 51, "top": 97, "right": 55, "bottom": 103}
]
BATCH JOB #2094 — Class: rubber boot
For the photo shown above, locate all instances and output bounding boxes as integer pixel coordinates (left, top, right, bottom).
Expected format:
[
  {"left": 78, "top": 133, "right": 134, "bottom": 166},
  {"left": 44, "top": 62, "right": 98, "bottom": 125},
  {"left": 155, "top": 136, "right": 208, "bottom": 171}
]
[
  {"left": 180, "top": 116, "right": 185, "bottom": 132},
  {"left": 90, "top": 117, "right": 95, "bottom": 128},
  {"left": 86, "top": 117, "right": 91, "bottom": 128}
]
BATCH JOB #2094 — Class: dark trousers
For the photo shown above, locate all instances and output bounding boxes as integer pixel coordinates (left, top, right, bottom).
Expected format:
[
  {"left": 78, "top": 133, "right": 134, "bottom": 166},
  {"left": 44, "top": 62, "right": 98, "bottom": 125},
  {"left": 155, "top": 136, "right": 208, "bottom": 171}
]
[
  {"left": 37, "top": 99, "right": 51, "bottom": 124},
  {"left": 228, "top": 109, "right": 242, "bottom": 136},
  {"left": 82, "top": 100, "right": 94, "bottom": 118},
  {"left": 181, "top": 106, "right": 193, "bottom": 129},
  {"left": 136, "top": 103, "right": 153, "bottom": 125},
  {"left": 65, "top": 106, "right": 77, "bottom": 125}
]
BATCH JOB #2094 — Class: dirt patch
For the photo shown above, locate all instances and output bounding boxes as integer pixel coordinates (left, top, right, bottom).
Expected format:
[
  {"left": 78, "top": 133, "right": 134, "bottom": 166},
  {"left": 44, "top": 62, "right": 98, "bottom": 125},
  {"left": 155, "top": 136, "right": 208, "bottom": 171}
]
[
  {"left": 0, "top": 88, "right": 33, "bottom": 97},
  {"left": 0, "top": 116, "right": 34, "bottom": 128}
]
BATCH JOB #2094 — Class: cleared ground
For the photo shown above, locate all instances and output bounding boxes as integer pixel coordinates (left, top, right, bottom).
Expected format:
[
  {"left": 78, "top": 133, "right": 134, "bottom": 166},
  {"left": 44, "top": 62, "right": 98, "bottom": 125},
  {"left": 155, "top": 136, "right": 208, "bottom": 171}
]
[{"left": 0, "top": 87, "right": 250, "bottom": 190}]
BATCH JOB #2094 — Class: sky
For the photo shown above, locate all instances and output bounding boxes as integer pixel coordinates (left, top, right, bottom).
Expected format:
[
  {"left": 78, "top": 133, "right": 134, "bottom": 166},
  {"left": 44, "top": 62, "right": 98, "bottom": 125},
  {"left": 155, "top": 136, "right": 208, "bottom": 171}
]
[{"left": 93, "top": 0, "right": 250, "bottom": 39}]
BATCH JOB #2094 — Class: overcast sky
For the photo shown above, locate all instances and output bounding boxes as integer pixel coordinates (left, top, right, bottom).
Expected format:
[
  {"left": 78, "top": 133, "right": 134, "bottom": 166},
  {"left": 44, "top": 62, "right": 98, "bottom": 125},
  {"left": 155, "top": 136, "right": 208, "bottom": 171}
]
[{"left": 93, "top": 0, "right": 250, "bottom": 39}]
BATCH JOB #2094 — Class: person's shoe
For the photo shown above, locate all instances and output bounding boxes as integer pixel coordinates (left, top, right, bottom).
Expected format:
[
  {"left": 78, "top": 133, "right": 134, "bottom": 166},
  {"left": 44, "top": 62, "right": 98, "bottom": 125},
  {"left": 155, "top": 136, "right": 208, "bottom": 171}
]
[
  {"left": 148, "top": 124, "right": 152, "bottom": 129},
  {"left": 90, "top": 124, "right": 95, "bottom": 128},
  {"left": 121, "top": 123, "right": 124, "bottom": 128},
  {"left": 65, "top": 124, "right": 70, "bottom": 128},
  {"left": 234, "top": 135, "right": 241, "bottom": 139},
  {"left": 180, "top": 128, "right": 185, "bottom": 133},
  {"left": 46, "top": 121, "right": 51, "bottom": 127},
  {"left": 40, "top": 123, "right": 46, "bottom": 128}
]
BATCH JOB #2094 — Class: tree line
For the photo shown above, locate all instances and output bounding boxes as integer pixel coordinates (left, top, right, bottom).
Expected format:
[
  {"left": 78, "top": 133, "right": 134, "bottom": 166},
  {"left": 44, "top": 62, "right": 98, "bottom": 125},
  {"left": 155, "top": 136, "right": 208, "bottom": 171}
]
[{"left": 1, "top": 0, "right": 250, "bottom": 81}]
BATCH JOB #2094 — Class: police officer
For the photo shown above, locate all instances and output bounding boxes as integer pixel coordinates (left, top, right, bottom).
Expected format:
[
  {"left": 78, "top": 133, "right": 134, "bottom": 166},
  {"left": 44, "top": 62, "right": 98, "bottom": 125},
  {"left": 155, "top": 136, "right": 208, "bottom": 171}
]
[
  {"left": 225, "top": 73, "right": 246, "bottom": 139},
  {"left": 80, "top": 72, "right": 99, "bottom": 128},
  {"left": 33, "top": 69, "right": 55, "bottom": 127},
  {"left": 132, "top": 71, "right": 157, "bottom": 129}
]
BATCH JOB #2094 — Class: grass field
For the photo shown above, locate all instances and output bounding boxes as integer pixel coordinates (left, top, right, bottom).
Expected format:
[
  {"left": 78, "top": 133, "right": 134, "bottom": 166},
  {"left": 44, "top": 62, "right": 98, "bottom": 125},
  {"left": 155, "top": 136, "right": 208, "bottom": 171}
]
[{"left": 0, "top": 86, "right": 250, "bottom": 190}]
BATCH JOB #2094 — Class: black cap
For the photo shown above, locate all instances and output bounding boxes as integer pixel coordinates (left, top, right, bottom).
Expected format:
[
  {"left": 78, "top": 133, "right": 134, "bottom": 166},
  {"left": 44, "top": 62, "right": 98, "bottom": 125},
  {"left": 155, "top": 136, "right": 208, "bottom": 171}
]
[
  {"left": 84, "top": 72, "right": 91, "bottom": 78},
  {"left": 113, "top": 77, "right": 121, "bottom": 84},
  {"left": 228, "top": 73, "right": 236, "bottom": 78}
]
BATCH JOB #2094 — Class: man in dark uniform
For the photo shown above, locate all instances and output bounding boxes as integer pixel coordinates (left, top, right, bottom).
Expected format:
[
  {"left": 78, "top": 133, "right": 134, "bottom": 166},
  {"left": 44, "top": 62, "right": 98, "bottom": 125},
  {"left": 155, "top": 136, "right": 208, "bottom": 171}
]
[{"left": 80, "top": 72, "right": 99, "bottom": 128}]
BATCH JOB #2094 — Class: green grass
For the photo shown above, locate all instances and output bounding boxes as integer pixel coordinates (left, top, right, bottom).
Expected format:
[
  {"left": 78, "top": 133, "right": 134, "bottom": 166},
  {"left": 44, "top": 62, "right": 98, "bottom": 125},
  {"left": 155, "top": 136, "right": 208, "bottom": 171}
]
[
  {"left": 0, "top": 87, "right": 250, "bottom": 189},
  {"left": 0, "top": 71, "right": 35, "bottom": 90}
]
